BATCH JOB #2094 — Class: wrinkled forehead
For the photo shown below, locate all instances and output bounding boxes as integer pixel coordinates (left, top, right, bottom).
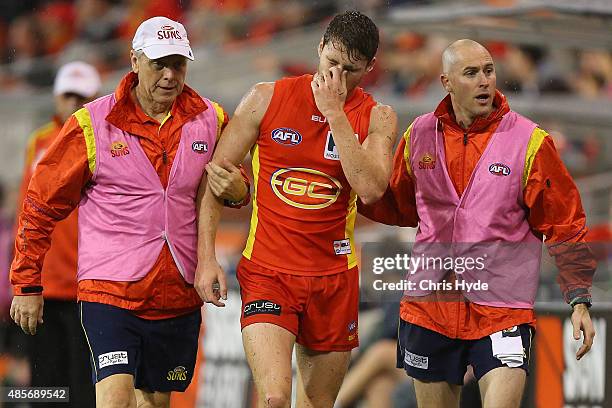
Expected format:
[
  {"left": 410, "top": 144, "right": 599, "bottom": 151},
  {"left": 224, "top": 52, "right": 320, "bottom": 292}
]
[
  {"left": 322, "top": 40, "right": 369, "bottom": 67},
  {"left": 452, "top": 46, "right": 494, "bottom": 72}
]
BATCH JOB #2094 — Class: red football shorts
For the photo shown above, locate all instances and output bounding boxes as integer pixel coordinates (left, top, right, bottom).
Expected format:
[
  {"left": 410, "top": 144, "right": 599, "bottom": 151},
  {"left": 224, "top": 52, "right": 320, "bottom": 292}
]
[{"left": 236, "top": 257, "right": 359, "bottom": 351}]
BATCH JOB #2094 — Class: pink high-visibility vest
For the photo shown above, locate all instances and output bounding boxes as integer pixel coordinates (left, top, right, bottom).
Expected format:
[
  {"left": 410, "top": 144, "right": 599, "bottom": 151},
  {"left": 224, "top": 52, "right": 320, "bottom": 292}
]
[
  {"left": 407, "top": 111, "right": 542, "bottom": 308},
  {"left": 76, "top": 93, "right": 217, "bottom": 284}
]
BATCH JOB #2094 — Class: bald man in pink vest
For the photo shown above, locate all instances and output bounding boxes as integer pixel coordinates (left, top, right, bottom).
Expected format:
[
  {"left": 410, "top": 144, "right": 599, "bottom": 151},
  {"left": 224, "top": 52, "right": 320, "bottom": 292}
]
[{"left": 359, "top": 39, "right": 596, "bottom": 408}]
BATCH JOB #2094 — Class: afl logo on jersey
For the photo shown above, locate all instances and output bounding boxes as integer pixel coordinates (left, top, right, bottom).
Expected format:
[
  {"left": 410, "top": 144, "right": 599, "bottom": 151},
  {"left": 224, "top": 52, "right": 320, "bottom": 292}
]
[
  {"left": 271, "top": 128, "right": 302, "bottom": 146},
  {"left": 488, "top": 163, "right": 511, "bottom": 176},
  {"left": 270, "top": 168, "right": 341, "bottom": 210}
]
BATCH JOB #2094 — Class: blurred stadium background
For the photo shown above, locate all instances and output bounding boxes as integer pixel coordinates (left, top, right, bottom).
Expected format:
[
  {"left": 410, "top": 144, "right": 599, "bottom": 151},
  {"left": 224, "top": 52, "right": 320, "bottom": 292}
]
[{"left": 0, "top": 0, "right": 611, "bottom": 407}]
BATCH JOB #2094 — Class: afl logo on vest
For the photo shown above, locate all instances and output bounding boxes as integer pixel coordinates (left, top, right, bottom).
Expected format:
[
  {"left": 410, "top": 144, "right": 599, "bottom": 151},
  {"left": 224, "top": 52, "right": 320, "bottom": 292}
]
[
  {"left": 489, "top": 163, "right": 511, "bottom": 176},
  {"left": 192, "top": 141, "right": 208, "bottom": 154},
  {"left": 157, "top": 25, "right": 182, "bottom": 40},
  {"left": 110, "top": 141, "right": 130, "bottom": 157},
  {"left": 418, "top": 153, "right": 436, "bottom": 170},
  {"left": 271, "top": 128, "right": 302, "bottom": 146}
]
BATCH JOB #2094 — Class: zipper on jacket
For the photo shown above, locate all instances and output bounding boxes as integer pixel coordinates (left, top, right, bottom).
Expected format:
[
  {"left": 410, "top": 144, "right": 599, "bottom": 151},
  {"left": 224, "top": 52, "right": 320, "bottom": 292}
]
[
  {"left": 461, "top": 132, "right": 468, "bottom": 194},
  {"left": 158, "top": 118, "right": 170, "bottom": 186}
]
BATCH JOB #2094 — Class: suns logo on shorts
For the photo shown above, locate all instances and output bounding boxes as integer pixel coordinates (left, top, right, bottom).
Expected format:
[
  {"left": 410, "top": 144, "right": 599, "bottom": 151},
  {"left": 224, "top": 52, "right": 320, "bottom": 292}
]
[
  {"left": 167, "top": 366, "right": 188, "bottom": 381},
  {"left": 110, "top": 141, "right": 130, "bottom": 157},
  {"left": 270, "top": 168, "right": 341, "bottom": 210}
]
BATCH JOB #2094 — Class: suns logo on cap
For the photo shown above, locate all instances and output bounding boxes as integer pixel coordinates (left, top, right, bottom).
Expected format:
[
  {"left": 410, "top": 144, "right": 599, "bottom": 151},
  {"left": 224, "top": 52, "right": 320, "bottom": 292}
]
[
  {"left": 157, "top": 25, "right": 182, "bottom": 40},
  {"left": 111, "top": 141, "right": 130, "bottom": 157}
]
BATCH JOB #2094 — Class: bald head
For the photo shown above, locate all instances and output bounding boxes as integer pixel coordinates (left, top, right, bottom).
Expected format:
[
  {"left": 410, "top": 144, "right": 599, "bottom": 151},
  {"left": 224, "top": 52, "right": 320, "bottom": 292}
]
[
  {"left": 439, "top": 39, "right": 497, "bottom": 129},
  {"left": 442, "top": 39, "right": 491, "bottom": 75}
]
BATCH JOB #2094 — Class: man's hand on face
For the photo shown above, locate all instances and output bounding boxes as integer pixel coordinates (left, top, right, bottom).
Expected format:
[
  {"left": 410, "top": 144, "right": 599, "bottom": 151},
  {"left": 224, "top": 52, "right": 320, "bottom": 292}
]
[{"left": 311, "top": 66, "right": 348, "bottom": 118}]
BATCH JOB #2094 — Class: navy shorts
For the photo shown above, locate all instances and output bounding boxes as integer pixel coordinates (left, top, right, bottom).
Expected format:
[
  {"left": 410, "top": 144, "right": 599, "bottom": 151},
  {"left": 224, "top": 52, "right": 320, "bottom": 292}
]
[
  {"left": 79, "top": 302, "right": 201, "bottom": 392},
  {"left": 397, "top": 320, "right": 533, "bottom": 385}
]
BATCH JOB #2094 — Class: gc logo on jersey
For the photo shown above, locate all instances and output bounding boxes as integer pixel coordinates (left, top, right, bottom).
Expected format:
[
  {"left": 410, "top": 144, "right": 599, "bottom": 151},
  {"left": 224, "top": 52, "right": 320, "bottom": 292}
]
[
  {"left": 270, "top": 167, "right": 341, "bottom": 210},
  {"left": 271, "top": 127, "right": 302, "bottom": 146}
]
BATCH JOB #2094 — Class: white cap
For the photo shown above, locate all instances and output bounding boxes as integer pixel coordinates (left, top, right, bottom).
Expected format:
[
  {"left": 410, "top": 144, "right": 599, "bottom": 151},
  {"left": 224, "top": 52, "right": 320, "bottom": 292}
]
[
  {"left": 53, "top": 61, "right": 102, "bottom": 98},
  {"left": 132, "top": 16, "right": 194, "bottom": 61}
]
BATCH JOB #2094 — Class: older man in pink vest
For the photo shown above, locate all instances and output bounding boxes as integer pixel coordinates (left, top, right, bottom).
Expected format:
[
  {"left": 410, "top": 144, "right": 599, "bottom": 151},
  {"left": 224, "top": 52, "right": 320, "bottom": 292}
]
[{"left": 10, "top": 17, "right": 249, "bottom": 408}]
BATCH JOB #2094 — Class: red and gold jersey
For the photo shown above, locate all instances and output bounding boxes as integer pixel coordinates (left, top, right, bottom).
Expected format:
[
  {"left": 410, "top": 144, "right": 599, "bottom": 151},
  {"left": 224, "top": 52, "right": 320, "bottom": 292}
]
[{"left": 243, "top": 74, "right": 377, "bottom": 275}]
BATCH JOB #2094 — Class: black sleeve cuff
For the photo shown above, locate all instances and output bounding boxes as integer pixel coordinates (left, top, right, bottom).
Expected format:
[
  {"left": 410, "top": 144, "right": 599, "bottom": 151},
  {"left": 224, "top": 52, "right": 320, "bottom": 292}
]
[
  {"left": 19, "top": 286, "right": 43, "bottom": 295},
  {"left": 564, "top": 287, "right": 590, "bottom": 303},
  {"left": 569, "top": 296, "right": 592, "bottom": 308}
]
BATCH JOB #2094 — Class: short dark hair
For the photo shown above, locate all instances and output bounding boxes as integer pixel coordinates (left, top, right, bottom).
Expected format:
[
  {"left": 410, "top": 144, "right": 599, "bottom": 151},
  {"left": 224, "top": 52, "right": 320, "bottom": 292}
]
[{"left": 322, "top": 10, "right": 379, "bottom": 62}]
